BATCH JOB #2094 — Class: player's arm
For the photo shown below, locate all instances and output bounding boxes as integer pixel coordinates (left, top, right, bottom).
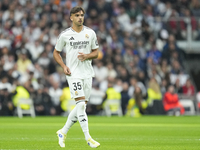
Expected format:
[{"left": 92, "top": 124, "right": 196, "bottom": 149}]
[
  {"left": 54, "top": 33, "right": 71, "bottom": 75},
  {"left": 53, "top": 49, "right": 71, "bottom": 75},
  {"left": 78, "top": 49, "right": 98, "bottom": 61}
]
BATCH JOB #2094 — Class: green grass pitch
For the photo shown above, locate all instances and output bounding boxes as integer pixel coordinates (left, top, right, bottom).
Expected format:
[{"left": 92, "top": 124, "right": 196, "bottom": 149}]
[{"left": 0, "top": 116, "right": 200, "bottom": 150}]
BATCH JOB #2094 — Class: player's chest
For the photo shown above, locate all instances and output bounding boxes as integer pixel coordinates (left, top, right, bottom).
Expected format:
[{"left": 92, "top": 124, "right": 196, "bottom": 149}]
[{"left": 65, "top": 32, "right": 92, "bottom": 49}]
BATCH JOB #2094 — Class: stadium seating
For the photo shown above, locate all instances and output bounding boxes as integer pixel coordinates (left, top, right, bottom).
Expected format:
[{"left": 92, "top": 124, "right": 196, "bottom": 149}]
[
  {"left": 179, "top": 99, "right": 195, "bottom": 115},
  {"left": 104, "top": 99, "right": 123, "bottom": 117},
  {"left": 17, "top": 98, "right": 35, "bottom": 118}
]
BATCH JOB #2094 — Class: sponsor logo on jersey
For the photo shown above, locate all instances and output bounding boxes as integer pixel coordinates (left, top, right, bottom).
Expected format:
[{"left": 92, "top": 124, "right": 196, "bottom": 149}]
[
  {"left": 69, "top": 37, "right": 75, "bottom": 40},
  {"left": 70, "top": 41, "right": 89, "bottom": 46},
  {"left": 85, "top": 34, "right": 89, "bottom": 39},
  {"left": 70, "top": 41, "right": 89, "bottom": 49},
  {"left": 75, "top": 91, "right": 78, "bottom": 96}
]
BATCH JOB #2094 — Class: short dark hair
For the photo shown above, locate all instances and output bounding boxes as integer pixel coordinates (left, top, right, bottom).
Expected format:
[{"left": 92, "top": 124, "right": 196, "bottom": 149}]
[{"left": 70, "top": 6, "right": 85, "bottom": 16}]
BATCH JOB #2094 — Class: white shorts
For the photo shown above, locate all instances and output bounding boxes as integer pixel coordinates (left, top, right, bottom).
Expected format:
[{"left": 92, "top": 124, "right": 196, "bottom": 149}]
[{"left": 67, "top": 77, "right": 92, "bottom": 101}]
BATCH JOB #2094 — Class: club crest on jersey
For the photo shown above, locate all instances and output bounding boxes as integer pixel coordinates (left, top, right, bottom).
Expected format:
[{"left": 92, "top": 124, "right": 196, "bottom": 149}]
[
  {"left": 85, "top": 34, "right": 89, "bottom": 39},
  {"left": 75, "top": 91, "right": 78, "bottom": 96}
]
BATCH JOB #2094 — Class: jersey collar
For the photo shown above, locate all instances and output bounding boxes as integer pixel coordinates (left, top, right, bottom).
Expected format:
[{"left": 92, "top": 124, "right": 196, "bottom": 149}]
[{"left": 70, "top": 26, "right": 84, "bottom": 33}]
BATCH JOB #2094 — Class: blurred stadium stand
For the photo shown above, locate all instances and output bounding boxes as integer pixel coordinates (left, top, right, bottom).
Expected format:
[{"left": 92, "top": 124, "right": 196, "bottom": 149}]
[{"left": 0, "top": 0, "right": 200, "bottom": 116}]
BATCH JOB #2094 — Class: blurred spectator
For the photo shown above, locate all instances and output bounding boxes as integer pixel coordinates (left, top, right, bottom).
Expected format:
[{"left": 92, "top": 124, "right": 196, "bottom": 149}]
[
  {"left": 182, "top": 78, "right": 195, "bottom": 96},
  {"left": 123, "top": 48, "right": 134, "bottom": 66},
  {"left": 113, "top": 78, "right": 123, "bottom": 93},
  {"left": 174, "top": 78, "right": 183, "bottom": 94},
  {"left": 111, "top": 0, "right": 121, "bottom": 16},
  {"left": 0, "top": 34, "right": 12, "bottom": 49},
  {"left": 117, "top": 6, "right": 130, "bottom": 31},
  {"left": 49, "top": 66, "right": 66, "bottom": 87},
  {"left": 97, "top": 22, "right": 108, "bottom": 42},
  {"left": 127, "top": 1, "right": 141, "bottom": 18},
  {"left": 120, "top": 82, "right": 130, "bottom": 115},
  {"left": 34, "top": 88, "right": 45, "bottom": 116},
  {"left": 25, "top": 40, "right": 44, "bottom": 61},
  {"left": 0, "top": 47, "right": 9, "bottom": 61},
  {"left": 163, "top": 85, "right": 185, "bottom": 116},
  {"left": 158, "top": 60, "right": 171, "bottom": 84},
  {"left": 87, "top": 82, "right": 105, "bottom": 115},
  {"left": 0, "top": 76, "right": 13, "bottom": 92},
  {"left": 126, "top": 86, "right": 144, "bottom": 117},
  {"left": 190, "top": 0, "right": 200, "bottom": 17},
  {"left": 59, "top": 83, "right": 72, "bottom": 113},
  {"left": 16, "top": 49, "right": 33, "bottom": 75},
  {"left": 167, "top": 9, "right": 180, "bottom": 39},
  {"left": 49, "top": 82, "right": 62, "bottom": 115},
  {"left": 170, "top": 73, "right": 189, "bottom": 88},
  {"left": 0, "top": 88, "right": 14, "bottom": 116},
  {"left": 133, "top": 54, "right": 146, "bottom": 71},
  {"left": 135, "top": 39, "right": 146, "bottom": 60},
  {"left": 146, "top": 42, "right": 161, "bottom": 64},
  {"left": 118, "top": 67, "right": 130, "bottom": 83},
  {"left": 180, "top": 8, "right": 198, "bottom": 40},
  {"left": 99, "top": 76, "right": 115, "bottom": 93},
  {"left": 134, "top": 86, "right": 144, "bottom": 114},
  {"left": 106, "top": 62, "right": 117, "bottom": 79},
  {"left": 149, "top": 66, "right": 162, "bottom": 85},
  {"left": 12, "top": 20, "right": 23, "bottom": 48},
  {"left": 93, "top": 60, "right": 108, "bottom": 83},
  {"left": 103, "top": 81, "right": 121, "bottom": 113},
  {"left": 156, "top": 29, "right": 169, "bottom": 51},
  {"left": 3, "top": 53, "right": 15, "bottom": 72},
  {"left": 24, "top": 20, "right": 41, "bottom": 43},
  {"left": 160, "top": 79, "right": 168, "bottom": 95},
  {"left": 146, "top": 78, "right": 162, "bottom": 105},
  {"left": 33, "top": 63, "right": 43, "bottom": 79},
  {"left": 23, "top": 77, "right": 35, "bottom": 98},
  {"left": 12, "top": 84, "right": 31, "bottom": 110},
  {"left": 162, "top": 34, "right": 183, "bottom": 64},
  {"left": 171, "top": 60, "right": 183, "bottom": 75},
  {"left": 128, "top": 76, "right": 146, "bottom": 98},
  {"left": 33, "top": 86, "right": 53, "bottom": 116},
  {"left": 137, "top": 70, "right": 146, "bottom": 86},
  {"left": 113, "top": 54, "right": 124, "bottom": 67}
]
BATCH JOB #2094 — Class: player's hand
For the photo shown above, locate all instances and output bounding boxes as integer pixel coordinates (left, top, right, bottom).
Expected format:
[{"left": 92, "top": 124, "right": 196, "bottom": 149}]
[
  {"left": 62, "top": 66, "right": 71, "bottom": 75},
  {"left": 78, "top": 52, "right": 88, "bottom": 62}
]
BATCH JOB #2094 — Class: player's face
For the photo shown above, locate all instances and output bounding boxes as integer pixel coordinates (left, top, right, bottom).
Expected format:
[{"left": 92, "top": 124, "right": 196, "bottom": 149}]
[{"left": 70, "top": 11, "right": 84, "bottom": 26}]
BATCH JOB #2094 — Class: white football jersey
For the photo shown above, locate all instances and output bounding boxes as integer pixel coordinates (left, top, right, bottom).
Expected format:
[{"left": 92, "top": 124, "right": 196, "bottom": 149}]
[{"left": 55, "top": 26, "right": 99, "bottom": 79}]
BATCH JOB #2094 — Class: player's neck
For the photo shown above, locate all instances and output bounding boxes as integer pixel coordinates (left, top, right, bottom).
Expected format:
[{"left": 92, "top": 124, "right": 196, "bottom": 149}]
[{"left": 71, "top": 24, "right": 83, "bottom": 33}]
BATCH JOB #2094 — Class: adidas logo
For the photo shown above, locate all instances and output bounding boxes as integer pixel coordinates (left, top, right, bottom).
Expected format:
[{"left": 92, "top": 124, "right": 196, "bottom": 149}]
[
  {"left": 80, "top": 119, "right": 86, "bottom": 122},
  {"left": 72, "top": 120, "right": 77, "bottom": 123},
  {"left": 59, "top": 134, "right": 63, "bottom": 138},
  {"left": 69, "top": 37, "right": 75, "bottom": 40}
]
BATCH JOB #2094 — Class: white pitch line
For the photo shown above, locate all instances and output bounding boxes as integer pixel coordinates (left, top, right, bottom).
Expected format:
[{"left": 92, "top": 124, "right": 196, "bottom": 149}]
[{"left": 2, "top": 137, "right": 200, "bottom": 141}]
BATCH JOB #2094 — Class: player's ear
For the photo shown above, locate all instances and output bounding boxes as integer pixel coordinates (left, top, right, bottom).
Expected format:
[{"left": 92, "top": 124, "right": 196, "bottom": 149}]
[{"left": 70, "top": 16, "right": 73, "bottom": 21}]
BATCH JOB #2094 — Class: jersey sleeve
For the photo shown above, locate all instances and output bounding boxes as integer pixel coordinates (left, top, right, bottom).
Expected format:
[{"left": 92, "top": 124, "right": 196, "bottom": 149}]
[
  {"left": 91, "top": 31, "right": 99, "bottom": 50},
  {"left": 55, "top": 34, "right": 65, "bottom": 52}
]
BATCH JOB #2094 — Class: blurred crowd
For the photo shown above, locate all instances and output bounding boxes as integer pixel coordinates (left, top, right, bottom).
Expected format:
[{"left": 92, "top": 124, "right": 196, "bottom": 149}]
[{"left": 0, "top": 0, "right": 199, "bottom": 116}]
